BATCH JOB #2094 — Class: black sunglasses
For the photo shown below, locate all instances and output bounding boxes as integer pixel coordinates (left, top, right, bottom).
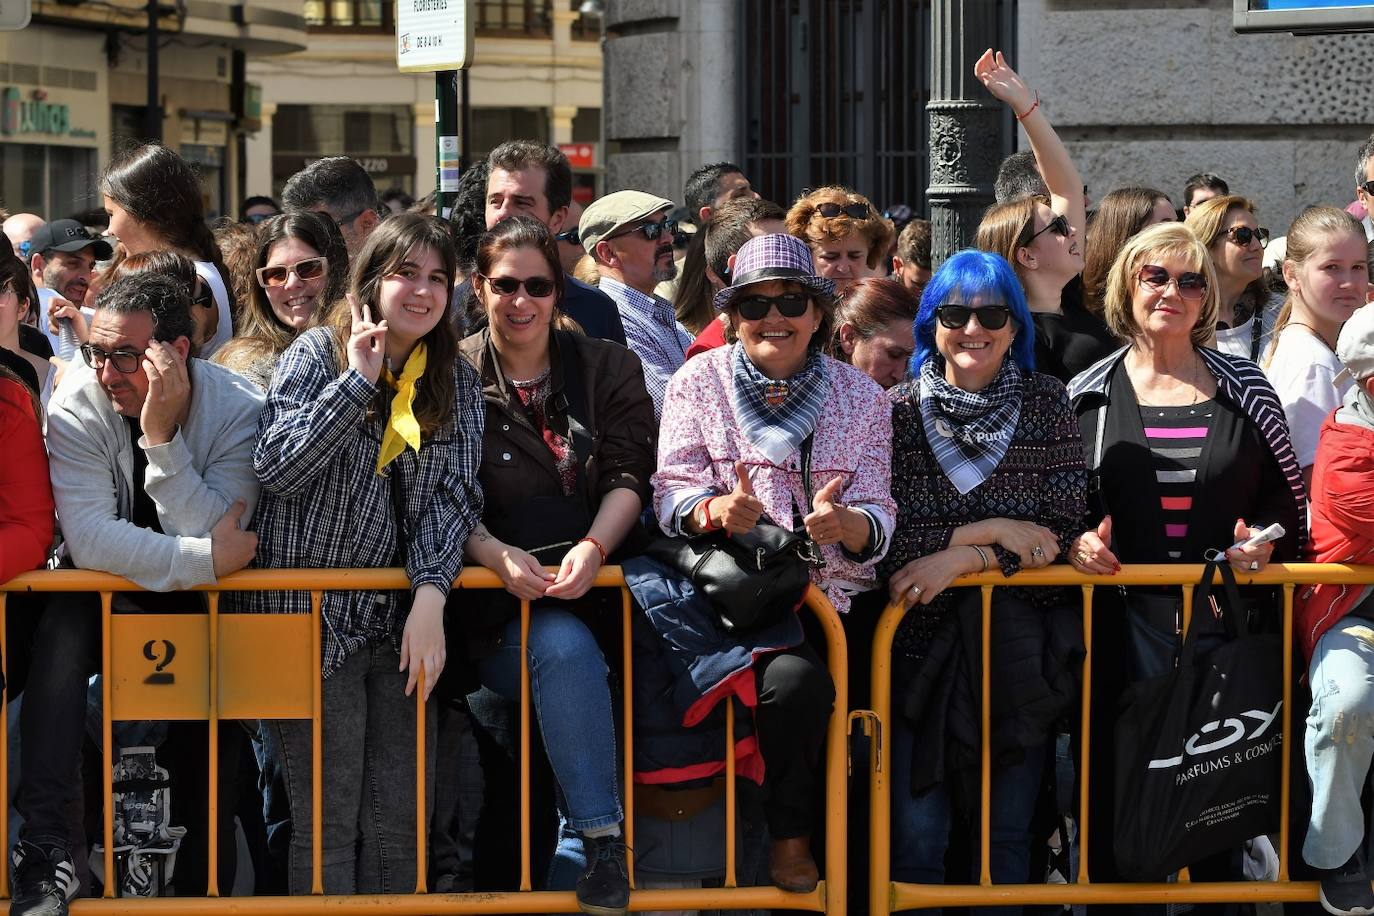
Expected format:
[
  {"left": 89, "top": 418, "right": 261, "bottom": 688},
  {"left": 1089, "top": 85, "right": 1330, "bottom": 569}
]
[
  {"left": 80, "top": 343, "right": 143, "bottom": 374},
  {"left": 816, "top": 202, "right": 871, "bottom": 220},
  {"left": 1137, "top": 264, "right": 1208, "bottom": 300},
  {"left": 735, "top": 292, "right": 811, "bottom": 321},
  {"left": 1223, "top": 225, "right": 1270, "bottom": 248},
  {"left": 935, "top": 304, "right": 1013, "bottom": 331},
  {"left": 479, "top": 274, "right": 556, "bottom": 298},
  {"left": 554, "top": 228, "right": 580, "bottom": 245},
  {"left": 1025, "top": 213, "right": 1070, "bottom": 244},
  {"left": 1362, "top": 180, "right": 1374, "bottom": 197},
  {"left": 614, "top": 219, "right": 677, "bottom": 242}
]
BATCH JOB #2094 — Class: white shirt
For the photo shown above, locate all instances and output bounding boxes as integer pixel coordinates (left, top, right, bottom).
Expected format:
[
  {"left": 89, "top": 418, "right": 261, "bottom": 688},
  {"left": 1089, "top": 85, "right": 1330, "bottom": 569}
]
[
  {"left": 193, "top": 260, "right": 234, "bottom": 359},
  {"left": 1363, "top": 213, "right": 1373, "bottom": 242},
  {"left": 1215, "top": 292, "right": 1283, "bottom": 363},
  {"left": 1263, "top": 324, "right": 1350, "bottom": 468}
]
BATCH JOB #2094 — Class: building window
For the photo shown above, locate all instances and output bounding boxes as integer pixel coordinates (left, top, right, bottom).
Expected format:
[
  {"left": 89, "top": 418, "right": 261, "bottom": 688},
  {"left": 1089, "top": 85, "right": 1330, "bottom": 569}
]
[
  {"left": 0, "top": 144, "right": 97, "bottom": 221},
  {"left": 305, "top": 0, "right": 393, "bottom": 31},
  {"left": 272, "top": 104, "right": 417, "bottom": 198}
]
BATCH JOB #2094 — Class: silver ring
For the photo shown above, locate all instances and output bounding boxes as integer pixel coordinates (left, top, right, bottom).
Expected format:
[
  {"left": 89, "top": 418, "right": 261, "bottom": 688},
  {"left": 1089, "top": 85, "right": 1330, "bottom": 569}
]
[{"left": 1249, "top": 560, "right": 1259, "bottom": 571}]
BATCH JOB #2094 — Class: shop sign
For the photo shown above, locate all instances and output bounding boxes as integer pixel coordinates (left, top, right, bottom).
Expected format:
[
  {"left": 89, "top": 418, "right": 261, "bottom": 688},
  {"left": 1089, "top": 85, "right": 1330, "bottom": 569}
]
[
  {"left": 559, "top": 143, "right": 597, "bottom": 169},
  {"left": 0, "top": 86, "right": 94, "bottom": 140},
  {"left": 396, "top": 0, "right": 475, "bottom": 72}
]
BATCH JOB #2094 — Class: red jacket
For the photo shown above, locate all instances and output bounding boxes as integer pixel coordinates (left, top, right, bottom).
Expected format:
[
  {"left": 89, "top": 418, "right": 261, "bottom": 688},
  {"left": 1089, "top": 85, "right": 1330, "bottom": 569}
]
[
  {"left": 0, "top": 377, "right": 53, "bottom": 583},
  {"left": 1297, "top": 410, "right": 1374, "bottom": 661}
]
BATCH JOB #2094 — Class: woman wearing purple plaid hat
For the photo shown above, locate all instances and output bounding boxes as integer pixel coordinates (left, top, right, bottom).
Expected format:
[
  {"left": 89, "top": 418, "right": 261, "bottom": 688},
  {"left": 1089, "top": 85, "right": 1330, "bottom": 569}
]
[{"left": 653, "top": 232, "right": 896, "bottom": 892}]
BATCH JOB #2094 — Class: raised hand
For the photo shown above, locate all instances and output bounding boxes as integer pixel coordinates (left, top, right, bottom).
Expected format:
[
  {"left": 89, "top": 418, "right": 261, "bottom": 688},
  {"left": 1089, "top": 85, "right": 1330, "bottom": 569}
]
[
  {"left": 346, "top": 293, "right": 387, "bottom": 384},
  {"left": 974, "top": 48, "right": 1035, "bottom": 115},
  {"left": 140, "top": 340, "right": 190, "bottom": 446}
]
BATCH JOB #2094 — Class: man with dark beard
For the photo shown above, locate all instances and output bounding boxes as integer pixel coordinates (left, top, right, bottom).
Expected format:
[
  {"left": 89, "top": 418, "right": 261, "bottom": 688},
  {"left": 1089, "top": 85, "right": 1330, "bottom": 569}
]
[
  {"left": 581, "top": 190, "right": 688, "bottom": 420},
  {"left": 27, "top": 219, "right": 113, "bottom": 361}
]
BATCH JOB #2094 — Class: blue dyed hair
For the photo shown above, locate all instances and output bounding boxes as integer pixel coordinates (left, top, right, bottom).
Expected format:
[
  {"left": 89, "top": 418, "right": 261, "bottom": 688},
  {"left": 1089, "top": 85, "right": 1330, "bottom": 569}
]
[{"left": 910, "top": 248, "right": 1036, "bottom": 377}]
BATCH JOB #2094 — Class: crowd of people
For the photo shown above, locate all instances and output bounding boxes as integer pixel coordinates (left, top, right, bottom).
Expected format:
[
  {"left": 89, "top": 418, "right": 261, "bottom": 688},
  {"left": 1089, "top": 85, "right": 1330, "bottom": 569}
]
[{"left": 3, "top": 48, "right": 1374, "bottom": 916}]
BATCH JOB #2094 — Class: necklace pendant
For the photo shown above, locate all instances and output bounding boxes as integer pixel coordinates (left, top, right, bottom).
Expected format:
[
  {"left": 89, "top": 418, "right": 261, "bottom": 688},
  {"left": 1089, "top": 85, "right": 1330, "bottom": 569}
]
[{"left": 764, "top": 381, "right": 789, "bottom": 407}]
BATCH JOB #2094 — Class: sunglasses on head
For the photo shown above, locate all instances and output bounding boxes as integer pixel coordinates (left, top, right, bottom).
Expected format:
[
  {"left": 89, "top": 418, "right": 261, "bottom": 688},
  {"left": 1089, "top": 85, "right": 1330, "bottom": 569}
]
[
  {"left": 554, "top": 227, "right": 580, "bottom": 245},
  {"left": 1026, "top": 213, "right": 1070, "bottom": 244},
  {"left": 1136, "top": 264, "right": 1208, "bottom": 300},
  {"left": 256, "top": 256, "right": 328, "bottom": 288},
  {"left": 479, "top": 274, "right": 556, "bottom": 298},
  {"left": 816, "top": 202, "right": 871, "bottom": 220},
  {"left": 935, "top": 304, "right": 1013, "bottom": 330},
  {"left": 615, "top": 219, "right": 678, "bottom": 242},
  {"left": 1222, "top": 225, "right": 1270, "bottom": 248},
  {"left": 735, "top": 292, "right": 811, "bottom": 321}
]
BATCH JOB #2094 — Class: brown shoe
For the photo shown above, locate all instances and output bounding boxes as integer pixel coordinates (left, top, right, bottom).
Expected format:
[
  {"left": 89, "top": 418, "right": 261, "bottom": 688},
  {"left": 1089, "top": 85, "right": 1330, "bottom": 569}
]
[{"left": 769, "top": 836, "right": 819, "bottom": 893}]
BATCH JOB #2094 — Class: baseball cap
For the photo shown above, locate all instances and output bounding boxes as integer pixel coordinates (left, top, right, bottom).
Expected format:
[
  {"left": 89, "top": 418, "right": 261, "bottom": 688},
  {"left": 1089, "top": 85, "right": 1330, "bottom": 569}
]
[
  {"left": 27, "top": 219, "right": 113, "bottom": 261},
  {"left": 1335, "top": 303, "right": 1374, "bottom": 385},
  {"left": 579, "top": 190, "right": 674, "bottom": 254}
]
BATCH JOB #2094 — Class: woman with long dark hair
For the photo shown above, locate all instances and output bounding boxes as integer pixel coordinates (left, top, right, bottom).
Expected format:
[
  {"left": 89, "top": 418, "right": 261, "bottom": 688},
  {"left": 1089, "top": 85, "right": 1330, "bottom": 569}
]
[
  {"left": 100, "top": 144, "right": 235, "bottom": 356},
  {"left": 248, "top": 213, "right": 484, "bottom": 895}
]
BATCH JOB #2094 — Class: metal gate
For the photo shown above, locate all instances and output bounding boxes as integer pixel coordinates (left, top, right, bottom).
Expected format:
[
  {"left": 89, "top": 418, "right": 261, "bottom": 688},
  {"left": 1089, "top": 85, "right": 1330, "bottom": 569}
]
[{"left": 737, "top": 0, "right": 1017, "bottom": 214}]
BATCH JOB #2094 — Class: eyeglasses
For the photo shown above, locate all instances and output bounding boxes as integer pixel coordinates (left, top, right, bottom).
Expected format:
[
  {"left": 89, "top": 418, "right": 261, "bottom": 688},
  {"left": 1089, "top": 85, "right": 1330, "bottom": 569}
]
[
  {"left": 1222, "top": 225, "right": 1270, "bottom": 248},
  {"left": 554, "top": 228, "right": 580, "bottom": 246},
  {"left": 192, "top": 277, "right": 215, "bottom": 310},
  {"left": 1361, "top": 180, "right": 1374, "bottom": 197},
  {"left": 332, "top": 208, "right": 367, "bottom": 230},
  {"left": 256, "top": 256, "right": 328, "bottom": 289},
  {"left": 735, "top": 292, "right": 811, "bottom": 321},
  {"left": 479, "top": 274, "right": 557, "bottom": 298},
  {"left": 613, "top": 218, "right": 678, "bottom": 242},
  {"left": 816, "top": 202, "right": 871, "bottom": 220},
  {"left": 1136, "top": 264, "right": 1208, "bottom": 300},
  {"left": 242, "top": 212, "right": 277, "bottom": 225},
  {"left": 1025, "top": 213, "right": 1070, "bottom": 244},
  {"left": 80, "top": 343, "right": 143, "bottom": 374},
  {"left": 935, "top": 304, "right": 1013, "bottom": 330}
]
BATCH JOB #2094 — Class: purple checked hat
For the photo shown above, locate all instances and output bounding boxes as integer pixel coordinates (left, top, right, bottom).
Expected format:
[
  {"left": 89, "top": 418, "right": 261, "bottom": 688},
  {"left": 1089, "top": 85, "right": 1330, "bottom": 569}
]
[{"left": 712, "top": 233, "right": 835, "bottom": 312}]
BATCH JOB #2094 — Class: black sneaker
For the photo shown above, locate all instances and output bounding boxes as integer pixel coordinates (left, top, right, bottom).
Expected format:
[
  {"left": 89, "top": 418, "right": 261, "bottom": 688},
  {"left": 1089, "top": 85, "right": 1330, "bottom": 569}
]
[
  {"left": 1320, "top": 848, "right": 1374, "bottom": 916},
  {"left": 576, "top": 834, "right": 630, "bottom": 916},
  {"left": 10, "top": 841, "right": 76, "bottom": 916}
]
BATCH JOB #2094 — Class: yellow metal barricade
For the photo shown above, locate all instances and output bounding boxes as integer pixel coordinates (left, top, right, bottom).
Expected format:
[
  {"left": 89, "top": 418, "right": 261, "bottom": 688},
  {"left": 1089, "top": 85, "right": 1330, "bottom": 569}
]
[
  {"left": 867, "top": 562, "right": 1374, "bottom": 915},
  {"left": 0, "top": 567, "right": 849, "bottom": 914}
]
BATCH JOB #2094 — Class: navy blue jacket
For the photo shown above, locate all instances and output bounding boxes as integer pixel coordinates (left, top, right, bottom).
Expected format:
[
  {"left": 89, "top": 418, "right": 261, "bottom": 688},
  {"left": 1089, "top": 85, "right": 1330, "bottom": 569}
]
[{"left": 624, "top": 555, "right": 802, "bottom": 785}]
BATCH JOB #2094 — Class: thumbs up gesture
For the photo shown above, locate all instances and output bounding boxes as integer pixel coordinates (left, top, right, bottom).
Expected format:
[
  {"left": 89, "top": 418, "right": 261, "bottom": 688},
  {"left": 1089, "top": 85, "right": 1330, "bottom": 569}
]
[
  {"left": 709, "top": 461, "right": 765, "bottom": 535},
  {"left": 802, "top": 475, "right": 849, "bottom": 547},
  {"left": 1068, "top": 515, "right": 1119, "bottom": 575}
]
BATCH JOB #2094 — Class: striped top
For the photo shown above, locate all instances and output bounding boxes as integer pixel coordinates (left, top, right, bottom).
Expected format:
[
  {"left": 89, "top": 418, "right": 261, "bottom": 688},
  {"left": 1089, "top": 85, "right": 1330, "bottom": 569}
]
[{"left": 1140, "top": 400, "right": 1216, "bottom": 559}]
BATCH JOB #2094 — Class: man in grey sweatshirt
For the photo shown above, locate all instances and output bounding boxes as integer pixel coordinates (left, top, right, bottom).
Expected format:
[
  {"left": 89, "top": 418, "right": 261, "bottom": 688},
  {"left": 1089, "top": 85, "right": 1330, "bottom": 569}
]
[{"left": 10, "top": 272, "right": 263, "bottom": 916}]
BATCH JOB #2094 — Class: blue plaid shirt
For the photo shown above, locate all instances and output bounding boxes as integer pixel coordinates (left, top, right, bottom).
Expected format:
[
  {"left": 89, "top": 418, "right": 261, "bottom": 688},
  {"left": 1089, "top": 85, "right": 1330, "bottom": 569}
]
[
  {"left": 241, "top": 327, "right": 485, "bottom": 678},
  {"left": 599, "top": 277, "right": 691, "bottom": 421}
]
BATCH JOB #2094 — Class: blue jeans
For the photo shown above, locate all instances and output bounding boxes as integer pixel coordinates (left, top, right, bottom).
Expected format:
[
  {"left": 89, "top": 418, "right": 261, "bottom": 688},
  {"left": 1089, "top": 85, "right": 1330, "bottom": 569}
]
[
  {"left": 478, "top": 607, "right": 622, "bottom": 889},
  {"left": 891, "top": 719, "right": 1044, "bottom": 916},
  {"left": 1305, "top": 615, "right": 1374, "bottom": 870}
]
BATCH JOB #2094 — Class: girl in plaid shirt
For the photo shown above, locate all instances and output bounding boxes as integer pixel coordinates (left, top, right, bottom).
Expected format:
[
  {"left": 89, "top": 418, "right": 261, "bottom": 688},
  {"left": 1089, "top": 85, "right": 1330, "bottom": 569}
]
[{"left": 250, "top": 213, "right": 484, "bottom": 895}]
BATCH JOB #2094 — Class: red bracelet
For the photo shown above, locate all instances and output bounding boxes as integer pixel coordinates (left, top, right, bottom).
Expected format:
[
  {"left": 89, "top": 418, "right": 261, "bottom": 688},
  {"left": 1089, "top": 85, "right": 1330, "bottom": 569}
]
[
  {"left": 1016, "top": 91, "right": 1040, "bottom": 121},
  {"left": 579, "top": 536, "right": 608, "bottom": 566},
  {"left": 700, "top": 496, "right": 722, "bottom": 532}
]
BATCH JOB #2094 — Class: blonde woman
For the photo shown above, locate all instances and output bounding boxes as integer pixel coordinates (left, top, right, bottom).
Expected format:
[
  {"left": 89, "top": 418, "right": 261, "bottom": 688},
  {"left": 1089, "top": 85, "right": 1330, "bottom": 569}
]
[{"left": 1184, "top": 194, "right": 1282, "bottom": 362}]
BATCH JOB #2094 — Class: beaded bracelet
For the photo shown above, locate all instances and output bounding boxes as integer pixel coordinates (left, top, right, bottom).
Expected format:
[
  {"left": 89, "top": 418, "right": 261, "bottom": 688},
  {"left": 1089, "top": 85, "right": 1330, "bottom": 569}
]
[
  {"left": 579, "top": 535, "right": 608, "bottom": 566},
  {"left": 1016, "top": 91, "right": 1040, "bottom": 121}
]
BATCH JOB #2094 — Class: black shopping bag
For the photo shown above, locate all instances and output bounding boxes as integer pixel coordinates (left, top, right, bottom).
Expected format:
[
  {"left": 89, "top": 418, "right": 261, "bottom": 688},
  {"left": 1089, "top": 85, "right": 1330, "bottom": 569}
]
[{"left": 1113, "top": 559, "right": 1283, "bottom": 880}]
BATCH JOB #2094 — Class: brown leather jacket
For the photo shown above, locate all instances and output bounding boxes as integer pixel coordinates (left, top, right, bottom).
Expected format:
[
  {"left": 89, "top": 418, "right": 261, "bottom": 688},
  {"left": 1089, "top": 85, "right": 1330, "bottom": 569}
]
[{"left": 459, "top": 328, "right": 657, "bottom": 544}]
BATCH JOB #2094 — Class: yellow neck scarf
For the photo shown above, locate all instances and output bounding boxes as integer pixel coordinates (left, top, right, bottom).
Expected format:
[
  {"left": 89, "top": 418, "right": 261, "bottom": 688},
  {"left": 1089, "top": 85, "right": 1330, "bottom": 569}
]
[{"left": 376, "top": 343, "right": 427, "bottom": 475}]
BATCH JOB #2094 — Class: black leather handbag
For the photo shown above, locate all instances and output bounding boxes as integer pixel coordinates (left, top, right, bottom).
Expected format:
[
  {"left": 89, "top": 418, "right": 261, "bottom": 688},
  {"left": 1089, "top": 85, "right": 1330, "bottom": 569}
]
[{"left": 643, "top": 522, "right": 817, "bottom": 632}]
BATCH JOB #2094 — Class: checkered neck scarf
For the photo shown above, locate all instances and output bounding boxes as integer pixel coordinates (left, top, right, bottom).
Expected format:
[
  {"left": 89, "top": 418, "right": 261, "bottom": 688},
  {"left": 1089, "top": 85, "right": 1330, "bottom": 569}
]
[
  {"left": 729, "top": 343, "right": 828, "bottom": 465},
  {"left": 918, "top": 355, "right": 1023, "bottom": 495}
]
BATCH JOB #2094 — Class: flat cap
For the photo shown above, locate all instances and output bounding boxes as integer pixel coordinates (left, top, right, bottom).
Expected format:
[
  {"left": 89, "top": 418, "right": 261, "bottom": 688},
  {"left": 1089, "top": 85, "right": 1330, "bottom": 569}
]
[{"left": 579, "top": 190, "right": 674, "bottom": 254}]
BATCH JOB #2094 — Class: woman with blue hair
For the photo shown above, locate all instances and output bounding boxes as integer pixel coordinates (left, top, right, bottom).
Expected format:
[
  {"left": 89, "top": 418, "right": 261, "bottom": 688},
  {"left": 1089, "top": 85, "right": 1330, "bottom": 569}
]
[{"left": 877, "top": 248, "right": 1087, "bottom": 901}]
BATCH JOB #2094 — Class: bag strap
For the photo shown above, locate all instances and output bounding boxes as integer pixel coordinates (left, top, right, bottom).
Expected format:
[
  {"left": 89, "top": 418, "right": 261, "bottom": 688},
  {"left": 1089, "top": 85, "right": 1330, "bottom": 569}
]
[
  {"left": 1179, "top": 558, "right": 1249, "bottom": 667},
  {"left": 552, "top": 333, "right": 595, "bottom": 492}
]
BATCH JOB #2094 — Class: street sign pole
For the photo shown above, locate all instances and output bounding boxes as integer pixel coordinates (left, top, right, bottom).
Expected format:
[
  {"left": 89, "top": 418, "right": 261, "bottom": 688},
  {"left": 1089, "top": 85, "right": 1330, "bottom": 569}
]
[{"left": 396, "top": 0, "right": 475, "bottom": 217}]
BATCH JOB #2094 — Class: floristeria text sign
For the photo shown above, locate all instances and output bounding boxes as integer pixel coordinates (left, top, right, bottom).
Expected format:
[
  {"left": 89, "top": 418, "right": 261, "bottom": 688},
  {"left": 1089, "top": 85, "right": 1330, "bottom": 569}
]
[{"left": 396, "top": 0, "right": 475, "bottom": 72}]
